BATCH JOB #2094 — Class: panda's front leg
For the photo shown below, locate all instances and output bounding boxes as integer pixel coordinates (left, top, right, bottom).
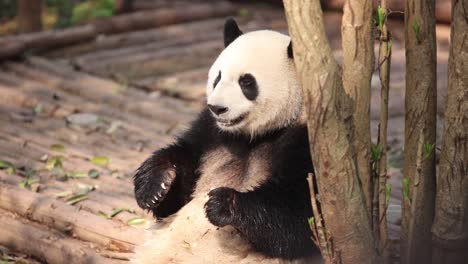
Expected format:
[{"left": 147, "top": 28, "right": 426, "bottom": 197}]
[
  {"left": 134, "top": 143, "right": 201, "bottom": 218},
  {"left": 134, "top": 150, "right": 178, "bottom": 211}
]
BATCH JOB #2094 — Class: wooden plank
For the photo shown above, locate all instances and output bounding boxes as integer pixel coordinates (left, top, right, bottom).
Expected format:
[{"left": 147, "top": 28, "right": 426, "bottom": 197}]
[
  {"left": 0, "top": 2, "right": 237, "bottom": 59},
  {"left": 133, "top": 68, "right": 208, "bottom": 100},
  {"left": 0, "top": 209, "right": 128, "bottom": 264},
  {"left": 0, "top": 182, "right": 145, "bottom": 251}
]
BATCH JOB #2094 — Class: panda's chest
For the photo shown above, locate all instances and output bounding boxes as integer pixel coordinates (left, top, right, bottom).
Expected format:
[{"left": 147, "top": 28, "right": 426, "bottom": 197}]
[{"left": 195, "top": 144, "right": 272, "bottom": 194}]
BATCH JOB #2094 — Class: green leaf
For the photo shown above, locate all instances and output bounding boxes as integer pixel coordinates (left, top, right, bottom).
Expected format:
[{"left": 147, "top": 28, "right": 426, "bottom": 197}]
[
  {"left": 412, "top": 19, "right": 422, "bottom": 43},
  {"left": 54, "top": 190, "right": 73, "bottom": 198},
  {"left": 308, "top": 217, "right": 315, "bottom": 227},
  {"left": 33, "top": 104, "right": 43, "bottom": 114},
  {"left": 46, "top": 155, "right": 65, "bottom": 170},
  {"left": 97, "top": 211, "right": 110, "bottom": 219},
  {"left": 66, "top": 194, "right": 88, "bottom": 205},
  {"left": 402, "top": 177, "right": 410, "bottom": 200},
  {"left": 90, "top": 156, "right": 110, "bottom": 167},
  {"left": 386, "top": 40, "right": 392, "bottom": 57},
  {"left": 18, "top": 178, "right": 40, "bottom": 189},
  {"left": 423, "top": 143, "right": 435, "bottom": 160},
  {"left": 67, "top": 171, "right": 88, "bottom": 178},
  {"left": 376, "top": 5, "right": 387, "bottom": 31},
  {"left": 50, "top": 144, "right": 65, "bottom": 152},
  {"left": 385, "top": 184, "right": 392, "bottom": 206},
  {"left": 88, "top": 169, "right": 100, "bottom": 179},
  {"left": 127, "top": 217, "right": 146, "bottom": 225},
  {"left": 0, "top": 160, "right": 14, "bottom": 169},
  {"left": 371, "top": 144, "right": 383, "bottom": 162},
  {"left": 110, "top": 208, "right": 125, "bottom": 218},
  {"left": 5, "top": 167, "right": 16, "bottom": 175}
]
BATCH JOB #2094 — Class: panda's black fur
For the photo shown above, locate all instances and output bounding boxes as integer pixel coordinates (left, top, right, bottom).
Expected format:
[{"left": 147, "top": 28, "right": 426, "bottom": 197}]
[{"left": 133, "top": 18, "right": 318, "bottom": 263}]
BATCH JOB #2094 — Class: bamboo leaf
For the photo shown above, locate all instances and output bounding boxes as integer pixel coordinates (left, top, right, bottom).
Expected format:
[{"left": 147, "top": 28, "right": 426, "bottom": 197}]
[
  {"left": 127, "top": 217, "right": 146, "bottom": 225},
  {"left": 110, "top": 208, "right": 125, "bottom": 218},
  {"left": 0, "top": 160, "right": 14, "bottom": 169},
  {"left": 45, "top": 155, "right": 64, "bottom": 170},
  {"left": 54, "top": 190, "right": 73, "bottom": 198},
  {"left": 67, "top": 171, "right": 88, "bottom": 178},
  {"left": 50, "top": 144, "right": 65, "bottom": 152},
  {"left": 423, "top": 143, "right": 435, "bottom": 160},
  {"left": 66, "top": 194, "right": 88, "bottom": 205},
  {"left": 386, "top": 184, "right": 392, "bottom": 206},
  {"left": 90, "top": 156, "right": 110, "bottom": 167},
  {"left": 403, "top": 177, "right": 411, "bottom": 202},
  {"left": 97, "top": 211, "right": 110, "bottom": 219},
  {"left": 412, "top": 19, "right": 422, "bottom": 43},
  {"left": 371, "top": 144, "right": 383, "bottom": 162}
]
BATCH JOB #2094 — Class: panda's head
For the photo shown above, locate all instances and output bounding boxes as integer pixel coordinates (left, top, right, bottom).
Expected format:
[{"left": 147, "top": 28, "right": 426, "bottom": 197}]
[{"left": 206, "top": 18, "right": 302, "bottom": 137}]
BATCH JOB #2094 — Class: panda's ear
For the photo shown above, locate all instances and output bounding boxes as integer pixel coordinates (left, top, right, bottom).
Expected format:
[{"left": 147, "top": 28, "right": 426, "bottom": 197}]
[
  {"left": 224, "top": 18, "right": 243, "bottom": 48},
  {"left": 287, "top": 41, "right": 294, "bottom": 59}
]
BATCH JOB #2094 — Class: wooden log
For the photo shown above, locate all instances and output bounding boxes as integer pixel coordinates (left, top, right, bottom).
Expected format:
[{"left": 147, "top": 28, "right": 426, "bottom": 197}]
[
  {"left": 0, "top": 2, "right": 237, "bottom": 60},
  {"left": 0, "top": 172, "right": 148, "bottom": 223},
  {"left": 133, "top": 68, "right": 208, "bottom": 101},
  {"left": 78, "top": 40, "right": 221, "bottom": 80},
  {"left": 3, "top": 61, "right": 196, "bottom": 125},
  {"left": 0, "top": 209, "right": 127, "bottom": 264},
  {"left": 0, "top": 182, "right": 145, "bottom": 252},
  {"left": 46, "top": 18, "right": 226, "bottom": 58}
]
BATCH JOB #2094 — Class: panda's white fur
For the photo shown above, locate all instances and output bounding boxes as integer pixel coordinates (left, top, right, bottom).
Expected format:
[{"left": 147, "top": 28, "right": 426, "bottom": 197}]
[
  {"left": 206, "top": 30, "right": 302, "bottom": 137},
  {"left": 132, "top": 29, "right": 317, "bottom": 264}
]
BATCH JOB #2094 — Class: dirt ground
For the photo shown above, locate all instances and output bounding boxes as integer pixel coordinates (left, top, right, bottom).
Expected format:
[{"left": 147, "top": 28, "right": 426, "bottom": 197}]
[{"left": 0, "top": 1, "right": 450, "bottom": 263}]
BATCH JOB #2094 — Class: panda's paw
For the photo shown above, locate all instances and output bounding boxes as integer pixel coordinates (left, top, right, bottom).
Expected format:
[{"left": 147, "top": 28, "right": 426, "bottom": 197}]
[
  {"left": 134, "top": 165, "right": 176, "bottom": 210},
  {"left": 204, "top": 187, "right": 238, "bottom": 227}
]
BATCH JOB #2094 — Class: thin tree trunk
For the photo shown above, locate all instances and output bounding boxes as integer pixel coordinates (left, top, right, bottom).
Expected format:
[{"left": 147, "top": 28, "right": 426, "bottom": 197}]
[
  {"left": 377, "top": 1, "right": 392, "bottom": 262},
  {"left": 17, "top": 0, "right": 43, "bottom": 33},
  {"left": 341, "top": 0, "right": 374, "bottom": 223},
  {"left": 283, "top": 1, "right": 379, "bottom": 263},
  {"left": 431, "top": 0, "right": 468, "bottom": 263},
  {"left": 401, "top": 0, "right": 437, "bottom": 263}
]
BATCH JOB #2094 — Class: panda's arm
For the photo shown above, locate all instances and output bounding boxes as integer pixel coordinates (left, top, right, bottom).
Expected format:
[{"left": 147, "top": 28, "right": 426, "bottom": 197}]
[
  {"left": 205, "top": 125, "right": 317, "bottom": 258},
  {"left": 134, "top": 109, "right": 215, "bottom": 218}
]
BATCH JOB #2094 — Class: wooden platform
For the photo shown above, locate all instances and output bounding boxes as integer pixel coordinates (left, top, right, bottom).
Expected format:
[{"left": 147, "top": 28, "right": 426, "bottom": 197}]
[{"left": 0, "top": 1, "right": 450, "bottom": 263}]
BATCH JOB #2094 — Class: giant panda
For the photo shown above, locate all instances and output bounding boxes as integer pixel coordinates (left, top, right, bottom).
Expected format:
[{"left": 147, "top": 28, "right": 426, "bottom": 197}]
[{"left": 132, "top": 18, "right": 318, "bottom": 264}]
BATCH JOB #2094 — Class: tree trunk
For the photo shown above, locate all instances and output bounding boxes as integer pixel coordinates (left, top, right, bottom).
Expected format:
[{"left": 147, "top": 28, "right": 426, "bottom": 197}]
[
  {"left": 377, "top": 1, "right": 392, "bottom": 262},
  {"left": 341, "top": 0, "right": 374, "bottom": 222},
  {"left": 401, "top": 0, "right": 437, "bottom": 264},
  {"left": 17, "top": 0, "right": 43, "bottom": 33},
  {"left": 431, "top": 0, "right": 468, "bottom": 263},
  {"left": 283, "top": 1, "right": 379, "bottom": 263}
]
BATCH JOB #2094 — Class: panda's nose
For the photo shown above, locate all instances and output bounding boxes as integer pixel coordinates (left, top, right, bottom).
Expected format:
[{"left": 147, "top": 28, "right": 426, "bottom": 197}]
[{"left": 208, "top": 104, "right": 228, "bottom": 116}]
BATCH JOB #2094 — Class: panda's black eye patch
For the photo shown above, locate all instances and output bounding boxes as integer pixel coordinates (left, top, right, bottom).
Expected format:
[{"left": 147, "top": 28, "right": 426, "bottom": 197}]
[
  {"left": 238, "top": 73, "right": 258, "bottom": 101},
  {"left": 213, "top": 71, "right": 221, "bottom": 90}
]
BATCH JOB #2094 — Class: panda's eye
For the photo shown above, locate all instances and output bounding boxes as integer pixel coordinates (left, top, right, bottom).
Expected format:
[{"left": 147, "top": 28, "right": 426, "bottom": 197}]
[
  {"left": 239, "top": 74, "right": 255, "bottom": 87},
  {"left": 213, "top": 71, "right": 221, "bottom": 89},
  {"left": 238, "top": 74, "right": 258, "bottom": 101}
]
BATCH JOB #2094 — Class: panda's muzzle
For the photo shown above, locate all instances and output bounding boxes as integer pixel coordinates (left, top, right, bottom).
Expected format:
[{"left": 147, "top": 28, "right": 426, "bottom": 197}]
[{"left": 216, "top": 113, "right": 247, "bottom": 127}]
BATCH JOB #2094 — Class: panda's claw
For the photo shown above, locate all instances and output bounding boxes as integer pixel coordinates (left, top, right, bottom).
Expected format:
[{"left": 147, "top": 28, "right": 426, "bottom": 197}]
[{"left": 134, "top": 162, "right": 177, "bottom": 210}]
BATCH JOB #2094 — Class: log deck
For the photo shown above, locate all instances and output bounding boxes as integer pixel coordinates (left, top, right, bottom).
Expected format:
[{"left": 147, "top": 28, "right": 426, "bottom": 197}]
[{"left": 0, "top": 1, "right": 450, "bottom": 263}]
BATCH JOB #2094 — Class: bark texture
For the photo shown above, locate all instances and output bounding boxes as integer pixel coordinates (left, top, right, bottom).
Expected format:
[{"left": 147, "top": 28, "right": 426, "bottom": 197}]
[
  {"left": 401, "top": 0, "right": 437, "bottom": 263},
  {"left": 17, "top": 0, "right": 43, "bottom": 33},
  {"left": 283, "top": 1, "right": 379, "bottom": 263},
  {"left": 431, "top": 0, "right": 468, "bottom": 263},
  {"left": 377, "top": 1, "right": 391, "bottom": 262},
  {"left": 341, "top": 0, "right": 374, "bottom": 221}
]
